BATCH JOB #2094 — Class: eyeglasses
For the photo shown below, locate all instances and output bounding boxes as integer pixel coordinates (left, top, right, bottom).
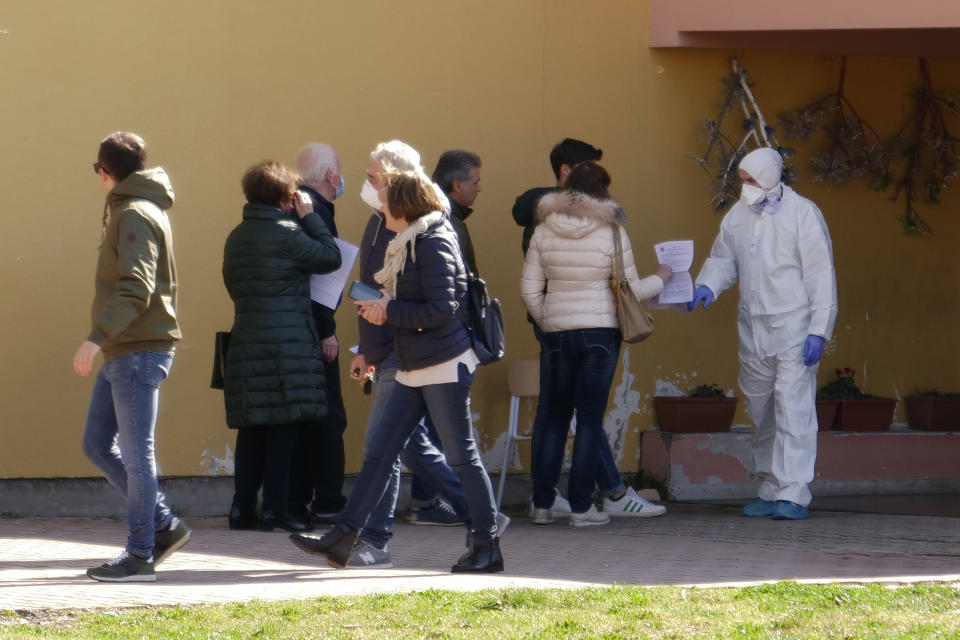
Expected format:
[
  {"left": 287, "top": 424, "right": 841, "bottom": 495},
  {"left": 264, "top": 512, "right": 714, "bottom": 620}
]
[{"left": 92, "top": 162, "right": 102, "bottom": 175}]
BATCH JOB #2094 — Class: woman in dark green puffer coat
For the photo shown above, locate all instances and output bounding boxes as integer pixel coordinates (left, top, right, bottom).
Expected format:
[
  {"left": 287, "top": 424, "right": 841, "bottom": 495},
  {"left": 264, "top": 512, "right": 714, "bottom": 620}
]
[{"left": 222, "top": 161, "right": 341, "bottom": 531}]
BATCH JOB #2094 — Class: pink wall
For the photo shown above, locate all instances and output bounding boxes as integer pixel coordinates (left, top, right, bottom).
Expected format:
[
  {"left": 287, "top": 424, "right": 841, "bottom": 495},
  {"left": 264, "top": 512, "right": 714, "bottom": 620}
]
[{"left": 649, "top": 0, "right": 960, "bottom": 58}]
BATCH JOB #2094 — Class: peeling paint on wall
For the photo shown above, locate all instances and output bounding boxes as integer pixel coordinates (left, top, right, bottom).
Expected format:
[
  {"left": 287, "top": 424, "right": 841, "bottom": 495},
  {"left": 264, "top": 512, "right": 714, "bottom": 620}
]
[
  {"left": 201, "top": 444, "right": 234, "bottom": 476},
  {"left": 604, "top": 347, "right": 646, "bottom": 466}
]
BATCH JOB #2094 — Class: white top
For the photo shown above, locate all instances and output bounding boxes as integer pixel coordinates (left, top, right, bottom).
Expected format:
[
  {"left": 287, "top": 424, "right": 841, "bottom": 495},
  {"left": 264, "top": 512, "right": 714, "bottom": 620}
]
[{"left": 396, "top": 348, "right": 479, "bottom": 387}]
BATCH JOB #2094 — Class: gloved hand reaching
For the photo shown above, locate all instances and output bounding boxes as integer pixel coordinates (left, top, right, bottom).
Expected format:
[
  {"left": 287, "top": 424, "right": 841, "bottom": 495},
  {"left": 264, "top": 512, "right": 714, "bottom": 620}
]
[
  {"left": 803, "top": 334, "right": 825, "bottom": 366},
  {"left": 687, "top": 285, "right": 715, "bottom": 311}
]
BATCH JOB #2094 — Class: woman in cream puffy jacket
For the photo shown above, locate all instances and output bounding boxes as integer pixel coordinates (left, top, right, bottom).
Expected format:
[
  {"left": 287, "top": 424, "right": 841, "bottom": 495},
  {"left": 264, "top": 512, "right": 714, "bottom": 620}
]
[{"left": 520, "top": 162, "right": 671, "bottom": 526}]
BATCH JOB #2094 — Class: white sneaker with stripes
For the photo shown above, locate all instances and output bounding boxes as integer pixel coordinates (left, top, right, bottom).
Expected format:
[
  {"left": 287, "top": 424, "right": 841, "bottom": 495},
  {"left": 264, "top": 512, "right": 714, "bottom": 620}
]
[{"left": 603, "top": 487, "right": 667, "bottom": 518}]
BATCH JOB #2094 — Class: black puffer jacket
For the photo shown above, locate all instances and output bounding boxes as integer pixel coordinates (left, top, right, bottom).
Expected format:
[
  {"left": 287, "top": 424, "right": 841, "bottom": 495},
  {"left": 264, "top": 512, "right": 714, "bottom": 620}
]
[
  {"left": 222, "top": 204, "right": 342, "bottom": 428},
  {"left": 387, "top": 217, "right": 471, "bottom": 371}
]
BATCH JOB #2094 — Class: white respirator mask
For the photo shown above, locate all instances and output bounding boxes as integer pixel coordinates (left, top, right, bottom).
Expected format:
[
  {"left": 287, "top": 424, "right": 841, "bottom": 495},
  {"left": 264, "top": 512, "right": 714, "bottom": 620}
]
[
  {"left": 360, "top": 179, "right": 384, "bottom": 210},
  {"left": 740, "top": 183, "right": 768, "bottom": 206}
]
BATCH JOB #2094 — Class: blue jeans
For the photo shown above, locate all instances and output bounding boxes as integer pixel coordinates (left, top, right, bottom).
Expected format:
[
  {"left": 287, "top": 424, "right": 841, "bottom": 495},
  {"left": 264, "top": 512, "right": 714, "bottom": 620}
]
[
  {"left": 532, "top": 325, "right": 626, "bottom": 503},
  {"left": 340, "top": 361, "right": 497, "bottom": 545},
  {"left": 532, "top": 329, "right": 621, "bottom": 513},
  {"left": 358, "top": 354, "right": 469, "bottom": 548},
  {"left": 409, "top": 415, "right": 443, "bottom": 508},
  {"left": 81, "top": 351, "right": 174, "bottom": 559}
]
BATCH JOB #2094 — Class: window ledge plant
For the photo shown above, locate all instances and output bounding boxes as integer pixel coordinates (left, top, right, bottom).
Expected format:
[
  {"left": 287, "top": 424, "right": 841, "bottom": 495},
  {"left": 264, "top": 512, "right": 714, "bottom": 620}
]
[
  {"left": 818, "top": 368, "right": 897, "bottom": 431},
  {"left": 654, "top": 384, "right": 738, "bottom": 433},
  {"left": 904, "top": 390, "right": 960, "bottom": 431}
]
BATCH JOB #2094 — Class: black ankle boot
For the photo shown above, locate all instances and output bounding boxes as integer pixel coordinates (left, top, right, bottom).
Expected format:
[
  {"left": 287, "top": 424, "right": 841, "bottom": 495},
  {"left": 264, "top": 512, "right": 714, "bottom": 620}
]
[
  {"left": 289, "top": 527, "right": 357, "bottom": 569},
  {"left": 451, "top": 537, "right": 504, "bottom": 573}
]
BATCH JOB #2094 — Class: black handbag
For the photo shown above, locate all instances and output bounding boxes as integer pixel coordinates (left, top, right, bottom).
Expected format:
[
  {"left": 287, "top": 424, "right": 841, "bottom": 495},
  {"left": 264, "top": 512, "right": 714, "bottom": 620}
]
[
  {"left": 460, "top": 274, "right": 505, "bottom": 366},
  {"left": 210, "top": 331, "right": 231, "bottom": 389}
]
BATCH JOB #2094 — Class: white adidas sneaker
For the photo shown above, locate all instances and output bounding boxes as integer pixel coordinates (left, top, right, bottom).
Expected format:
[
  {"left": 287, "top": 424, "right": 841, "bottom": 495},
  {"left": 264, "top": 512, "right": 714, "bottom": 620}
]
[{"left": 603, "top": 487, "right": 667, "bottom": 518}]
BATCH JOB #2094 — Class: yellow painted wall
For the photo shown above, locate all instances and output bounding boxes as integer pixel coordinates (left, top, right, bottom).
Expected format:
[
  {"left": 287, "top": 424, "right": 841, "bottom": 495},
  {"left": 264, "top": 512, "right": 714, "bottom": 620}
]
[{"left": 1, "top": 1, "right": 957, "bottom": 479}]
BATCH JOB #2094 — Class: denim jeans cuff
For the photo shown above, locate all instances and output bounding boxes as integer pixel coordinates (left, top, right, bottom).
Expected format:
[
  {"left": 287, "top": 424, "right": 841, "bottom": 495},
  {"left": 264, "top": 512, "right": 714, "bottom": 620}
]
[{"left": 600, "top": 483, "right": 627, "bottom": 499}]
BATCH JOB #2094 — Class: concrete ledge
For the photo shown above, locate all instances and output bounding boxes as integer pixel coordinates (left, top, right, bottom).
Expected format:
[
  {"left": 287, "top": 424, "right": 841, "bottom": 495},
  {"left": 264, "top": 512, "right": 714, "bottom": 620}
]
[
  {"left": 640, "top": 430, "right": 960, "bottom": 501},
  {"left": 0, "top": 473, "right": 579, "bottom": 517}
]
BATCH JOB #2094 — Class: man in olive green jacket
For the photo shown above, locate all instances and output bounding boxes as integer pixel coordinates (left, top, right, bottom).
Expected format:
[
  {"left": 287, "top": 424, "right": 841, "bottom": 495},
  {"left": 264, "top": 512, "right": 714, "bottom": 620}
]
[{"left": 74, "top": 132, "right": 190, "bottom": 583}]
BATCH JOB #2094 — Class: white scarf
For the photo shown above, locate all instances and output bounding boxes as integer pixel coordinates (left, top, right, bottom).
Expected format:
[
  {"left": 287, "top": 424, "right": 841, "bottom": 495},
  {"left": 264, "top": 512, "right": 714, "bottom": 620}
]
[{"left": 374, "top": 210, "right": 445, "bottom": 297}]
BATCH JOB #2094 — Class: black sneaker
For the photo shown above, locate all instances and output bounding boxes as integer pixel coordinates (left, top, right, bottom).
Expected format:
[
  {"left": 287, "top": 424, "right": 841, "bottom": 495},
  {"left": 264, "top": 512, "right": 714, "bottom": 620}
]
[
  {"left": 154, "top": 516, "right": 192, "bottom": 565},
  {"left": 309, "top": 509, "right": 342, "bottom": 526},
  {"left": 87, "top": 551, "right": 156, "bottom": 582},
  {"left": 408, "top": 501, "right": 462, "bottom": 526}
]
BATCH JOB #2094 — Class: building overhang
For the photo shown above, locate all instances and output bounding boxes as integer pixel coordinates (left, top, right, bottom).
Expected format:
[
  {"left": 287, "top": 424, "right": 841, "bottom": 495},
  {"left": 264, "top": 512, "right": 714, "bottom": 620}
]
[{"left": 649, "top": 0, "right": 960, "bottom": 59}]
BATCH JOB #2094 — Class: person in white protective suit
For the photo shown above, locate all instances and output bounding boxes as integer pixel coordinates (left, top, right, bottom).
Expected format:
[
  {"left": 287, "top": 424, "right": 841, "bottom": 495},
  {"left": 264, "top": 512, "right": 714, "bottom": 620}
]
[{"left": 688, "top": 147, "right": 837, "bottom": 520}]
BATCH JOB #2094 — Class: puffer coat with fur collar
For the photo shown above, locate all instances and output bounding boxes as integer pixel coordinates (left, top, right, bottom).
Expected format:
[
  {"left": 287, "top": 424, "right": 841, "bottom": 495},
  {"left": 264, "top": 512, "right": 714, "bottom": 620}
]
[{"left": 521, "top": 191, "right": 664, "bottom": 333}]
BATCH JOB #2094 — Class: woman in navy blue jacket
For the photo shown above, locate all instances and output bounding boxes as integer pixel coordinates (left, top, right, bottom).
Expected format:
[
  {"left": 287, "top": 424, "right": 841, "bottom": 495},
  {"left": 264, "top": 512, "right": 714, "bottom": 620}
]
[{"left": 289, "top": 167, "right": 503, "bottom": 573}]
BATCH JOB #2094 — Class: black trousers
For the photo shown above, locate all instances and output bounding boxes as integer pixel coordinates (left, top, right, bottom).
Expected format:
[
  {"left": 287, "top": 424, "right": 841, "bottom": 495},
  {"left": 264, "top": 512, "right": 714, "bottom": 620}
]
[
  {"left": 288, "top": 354, "right": 348, "bottom": 515},
  {"left": 232, "top": 423, "right": 300, "bottom": 516}
]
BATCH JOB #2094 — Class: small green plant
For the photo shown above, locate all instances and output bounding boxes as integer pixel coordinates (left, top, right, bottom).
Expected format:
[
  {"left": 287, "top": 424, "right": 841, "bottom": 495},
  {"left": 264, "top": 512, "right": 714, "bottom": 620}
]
[
  {"left": 912, "top": 389, "right": 960, "bottom": 399},
  {"left": 688, "top": 384, "right": 726, "bottom": 398},
  {"left": 819, "top": 368, "right": 872, "bottom": 399}
]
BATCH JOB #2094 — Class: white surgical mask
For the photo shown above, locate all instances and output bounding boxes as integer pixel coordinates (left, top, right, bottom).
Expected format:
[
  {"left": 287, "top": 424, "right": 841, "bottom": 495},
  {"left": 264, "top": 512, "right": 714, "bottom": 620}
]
[
  {"left": 360, "top": 179, "right": 384, "bottom": 210},
  {"left": 740, "top": 183, "right": 767, "bottom": 206}
]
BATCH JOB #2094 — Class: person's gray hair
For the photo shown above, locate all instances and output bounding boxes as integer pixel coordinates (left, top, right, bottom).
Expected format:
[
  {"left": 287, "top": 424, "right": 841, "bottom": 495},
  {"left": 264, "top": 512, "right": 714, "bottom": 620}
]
[
  {"left": 296, "top": 143, "right": 338, "bottom": 187},
  {"left": 431, "top": 150, "right": 481, "bottom": 193},
  {"left": 370, "top": 140, "right": 421, "bottom": 174}
]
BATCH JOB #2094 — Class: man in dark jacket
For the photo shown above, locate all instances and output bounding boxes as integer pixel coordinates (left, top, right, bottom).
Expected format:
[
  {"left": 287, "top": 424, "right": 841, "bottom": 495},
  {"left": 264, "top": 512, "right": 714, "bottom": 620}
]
[
  {"left": 512, "top": 138, "right": 603, "bottom": 255},
  {"left": 433, "top": 150, "right": 482, "bottom": 276},
  {"left": 75, "top": 132, "right": 191, "bottom": 582},
  {"left": 288, "top": 143, "right": 349, "bottom": 525}
]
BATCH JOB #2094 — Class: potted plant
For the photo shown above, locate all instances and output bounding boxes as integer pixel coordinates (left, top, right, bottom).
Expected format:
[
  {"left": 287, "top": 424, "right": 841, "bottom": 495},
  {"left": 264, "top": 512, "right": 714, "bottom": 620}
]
[
  {"left": 819, "top": 368, "right": 897, "bottom": 431},
  {"left": 905, "top": 390, "right": 960, "bottom": 431},
  {"left": 654, "top": 384, "right": 738, "bottom": 433}
]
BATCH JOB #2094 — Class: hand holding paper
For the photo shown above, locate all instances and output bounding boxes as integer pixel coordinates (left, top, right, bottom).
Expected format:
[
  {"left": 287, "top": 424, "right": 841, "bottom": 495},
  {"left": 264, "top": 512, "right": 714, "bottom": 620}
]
[{"left": 654, "top": 240, "right": 694, "bottom": 304}]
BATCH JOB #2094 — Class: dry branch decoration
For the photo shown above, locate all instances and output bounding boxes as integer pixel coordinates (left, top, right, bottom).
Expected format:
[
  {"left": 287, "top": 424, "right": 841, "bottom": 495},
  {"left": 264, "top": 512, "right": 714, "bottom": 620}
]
[
  {"left": 779, "top": 57, "right": 959, "bottom": 233},
  {"left": 886, "top": 59, "right": 960, "bottom": 233},
  {"left": 695, "top": 59, "right": 794, "bottom": 211},
  {"left": 779, "top": 57, "right": 888, "bottom": 189}
]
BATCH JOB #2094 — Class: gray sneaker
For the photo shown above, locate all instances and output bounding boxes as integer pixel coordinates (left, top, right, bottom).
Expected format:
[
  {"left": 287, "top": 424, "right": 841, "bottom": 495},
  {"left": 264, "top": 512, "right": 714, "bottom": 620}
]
[
  {"left": 154, "top": 516, "right": 192, "bottom": 566},
  {"left": 348, "top": 541, "right": 393, "bottom": 569},
  {"left": 87, "top": 551, "right": 156, "bottom": 582}
]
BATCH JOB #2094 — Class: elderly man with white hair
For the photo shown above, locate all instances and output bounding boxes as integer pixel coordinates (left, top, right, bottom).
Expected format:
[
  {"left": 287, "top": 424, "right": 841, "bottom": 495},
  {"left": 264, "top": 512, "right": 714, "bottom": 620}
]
[
  {"left": 688, "top": 147, "right": 838, "bottom": 521},
  {"left": 284, "top": 143, "right": 350, "bottom": 530}
]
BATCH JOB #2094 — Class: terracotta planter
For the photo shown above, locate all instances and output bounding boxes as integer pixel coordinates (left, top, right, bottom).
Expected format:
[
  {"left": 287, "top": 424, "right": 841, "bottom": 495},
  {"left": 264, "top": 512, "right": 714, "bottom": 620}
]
[
  {"left": 905, "top": 395, "right": 960, "bottom": 431},
  {"left": 654, "top": 396, "right": 738, "bottom": 433},
  {"left": 815, "top": 399, "right": 838, "bottom": 431},
  {"left": 833, "top": 398, "right": 897, "bottom": 431}
]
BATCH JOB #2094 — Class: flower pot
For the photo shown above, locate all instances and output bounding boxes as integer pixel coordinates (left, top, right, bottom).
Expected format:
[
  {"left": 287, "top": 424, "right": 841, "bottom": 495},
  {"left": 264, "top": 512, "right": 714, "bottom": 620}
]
[
  {"left": 834, "top": 398, "right": 897, "bottom": 431},
  {"left": 654, "top": 396, "right": 738, "bottom": 433},
  {"left": 815, "top": 398, "right": 838, "bottom": 431},
  {"left": 905, "top": 395, "right": 960, "bottom": 431}
]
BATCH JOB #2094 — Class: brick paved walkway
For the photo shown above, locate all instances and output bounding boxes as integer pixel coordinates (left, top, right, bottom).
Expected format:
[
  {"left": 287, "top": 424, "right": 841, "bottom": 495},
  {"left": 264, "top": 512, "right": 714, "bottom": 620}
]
[{"left": 2, "top": 504, "right": 959, "bottom": 611}]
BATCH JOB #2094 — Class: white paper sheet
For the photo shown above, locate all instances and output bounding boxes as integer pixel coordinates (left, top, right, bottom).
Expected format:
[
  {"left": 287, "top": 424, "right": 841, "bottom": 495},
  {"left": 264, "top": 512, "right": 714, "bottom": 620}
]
[
  {"left": 654, "top": 240, "right": 695, "bottom": 305},
  {"left": 310, "top": 238, "right": 359, "bottom": 310}
]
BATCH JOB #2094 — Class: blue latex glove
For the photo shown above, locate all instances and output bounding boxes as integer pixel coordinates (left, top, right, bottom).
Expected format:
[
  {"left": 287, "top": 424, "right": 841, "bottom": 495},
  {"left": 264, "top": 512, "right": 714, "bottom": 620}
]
[
  {"left": 687, "top": 285, "right": 715, "bottom": 311},
  {"left": 803, "top": 334, "right": 825, "bottom": 366}
]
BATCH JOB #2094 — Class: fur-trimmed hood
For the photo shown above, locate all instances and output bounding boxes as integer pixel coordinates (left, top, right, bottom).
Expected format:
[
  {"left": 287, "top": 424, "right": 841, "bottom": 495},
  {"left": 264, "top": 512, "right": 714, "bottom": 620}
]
[{"left": 535, "top": 191, "right": 626, "bottom": 239}]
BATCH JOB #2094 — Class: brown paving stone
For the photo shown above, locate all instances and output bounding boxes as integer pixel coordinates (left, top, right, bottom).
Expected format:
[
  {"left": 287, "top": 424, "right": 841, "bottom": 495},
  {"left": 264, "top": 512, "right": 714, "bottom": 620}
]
[{"left": 1, "top": 504, "right": 958, "bottom": 612}]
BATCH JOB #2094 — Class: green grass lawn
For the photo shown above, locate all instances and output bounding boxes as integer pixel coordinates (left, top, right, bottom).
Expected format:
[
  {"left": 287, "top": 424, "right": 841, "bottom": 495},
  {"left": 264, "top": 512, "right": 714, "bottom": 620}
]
[{"left": 2, "top": 582, "right": 959, "bottom": 639}]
